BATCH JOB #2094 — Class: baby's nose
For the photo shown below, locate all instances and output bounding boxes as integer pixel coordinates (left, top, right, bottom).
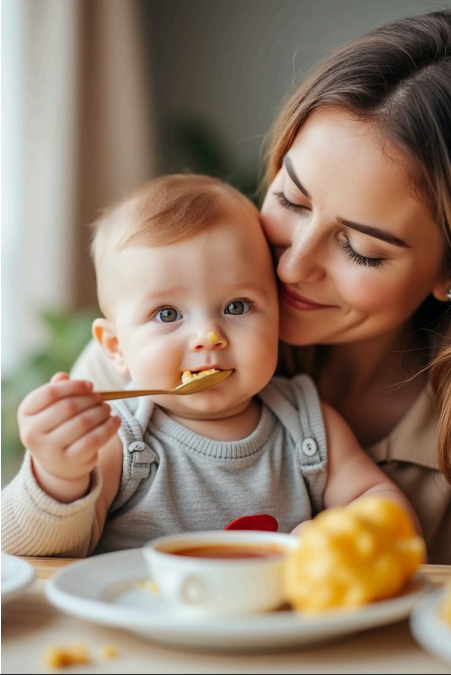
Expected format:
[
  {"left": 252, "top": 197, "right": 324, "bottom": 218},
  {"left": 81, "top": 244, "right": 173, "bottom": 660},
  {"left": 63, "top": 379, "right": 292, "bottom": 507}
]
[{"left": 190, "top": 329, "right": 228, "bottom": 351}]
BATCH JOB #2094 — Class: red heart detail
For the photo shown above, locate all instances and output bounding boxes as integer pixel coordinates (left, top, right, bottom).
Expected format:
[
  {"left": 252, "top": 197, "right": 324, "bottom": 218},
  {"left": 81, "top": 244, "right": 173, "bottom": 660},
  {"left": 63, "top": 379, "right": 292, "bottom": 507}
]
[{"left": 224, "top": 514, "right": 279, "bottom": 532}]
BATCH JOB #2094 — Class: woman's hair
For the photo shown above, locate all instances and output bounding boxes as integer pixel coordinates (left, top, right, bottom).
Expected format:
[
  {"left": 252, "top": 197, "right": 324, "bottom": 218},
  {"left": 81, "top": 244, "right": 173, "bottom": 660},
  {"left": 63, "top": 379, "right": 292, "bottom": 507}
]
[
  {"left": 264, "top": 10, "right": 451, "bottom": 478},
  {"left": 430, "top": 344, "right": 451, "bottom": 483}
]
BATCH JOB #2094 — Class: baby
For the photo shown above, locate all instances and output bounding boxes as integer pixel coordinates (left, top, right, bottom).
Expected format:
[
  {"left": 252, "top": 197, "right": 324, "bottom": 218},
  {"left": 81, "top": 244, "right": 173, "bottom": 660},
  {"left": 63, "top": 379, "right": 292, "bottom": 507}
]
[{"left": 1, "top": 174, "right": 422, "bottom": 557}]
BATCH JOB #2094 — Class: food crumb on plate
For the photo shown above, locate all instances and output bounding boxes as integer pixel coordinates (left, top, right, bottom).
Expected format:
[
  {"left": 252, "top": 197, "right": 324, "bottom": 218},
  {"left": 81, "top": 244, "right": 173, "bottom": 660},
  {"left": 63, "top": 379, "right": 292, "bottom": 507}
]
[
  {"left": 136, "top": 579, "right": 160, "bottom": 593},
  {"left": 100, "top": 644, "right": 119, "bottom": 659}
]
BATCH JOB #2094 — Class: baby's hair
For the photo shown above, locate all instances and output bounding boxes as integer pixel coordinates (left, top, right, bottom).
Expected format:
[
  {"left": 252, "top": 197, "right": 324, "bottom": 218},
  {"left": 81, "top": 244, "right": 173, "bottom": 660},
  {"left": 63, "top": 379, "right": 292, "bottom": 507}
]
[{"left": 90, "top": 173, "right": 258, "bottom": 264}]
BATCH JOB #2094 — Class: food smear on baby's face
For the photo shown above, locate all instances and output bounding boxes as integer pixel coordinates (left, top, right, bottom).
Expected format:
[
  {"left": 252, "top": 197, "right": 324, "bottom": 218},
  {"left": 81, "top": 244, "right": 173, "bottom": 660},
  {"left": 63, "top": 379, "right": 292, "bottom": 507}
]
[
  {"left": 181, "top": 368, "right": 220, "bottom": 384},
  {"left": 207, "top": 331, "right": 219, "bottom": 343},
  {"left": 283, "top": 496, "right": 425, "bottom": 614}
]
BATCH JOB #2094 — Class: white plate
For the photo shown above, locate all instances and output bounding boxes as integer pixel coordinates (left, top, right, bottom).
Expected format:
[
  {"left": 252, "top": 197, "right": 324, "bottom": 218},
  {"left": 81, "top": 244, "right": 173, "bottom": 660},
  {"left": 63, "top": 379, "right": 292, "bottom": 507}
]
[
  {"left": 45, "top": 548, "right": 429, "bottom": 652},
  {"left": 1, "top": 552, "right": 36, "bottom": 604},
  {"left": 410, "top": 587, "right": 451, "bottom": 666}
]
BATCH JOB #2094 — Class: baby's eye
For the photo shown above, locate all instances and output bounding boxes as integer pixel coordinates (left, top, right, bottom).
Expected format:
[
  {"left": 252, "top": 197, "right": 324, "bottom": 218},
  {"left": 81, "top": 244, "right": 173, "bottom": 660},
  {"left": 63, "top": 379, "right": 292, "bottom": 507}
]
[
  {"left": 154, "top": 307, "right": 182, "bottom": 323},
  {"left": 225, "top": 300, "right": 252, "bottom": 315}
]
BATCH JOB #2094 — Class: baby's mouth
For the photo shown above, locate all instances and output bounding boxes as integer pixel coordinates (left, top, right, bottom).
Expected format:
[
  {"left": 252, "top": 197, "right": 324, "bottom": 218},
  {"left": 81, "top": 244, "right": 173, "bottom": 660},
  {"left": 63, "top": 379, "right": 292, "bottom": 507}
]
[{"left": 181, "top": 368, "right": 221, "bottom": 385}]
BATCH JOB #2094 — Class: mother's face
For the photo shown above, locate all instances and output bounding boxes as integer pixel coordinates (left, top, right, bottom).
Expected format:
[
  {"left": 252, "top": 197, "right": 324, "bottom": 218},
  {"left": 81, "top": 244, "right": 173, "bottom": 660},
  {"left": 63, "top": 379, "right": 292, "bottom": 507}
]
[{"left": 261, "top": 107, "right": 451, "bottom": 346}]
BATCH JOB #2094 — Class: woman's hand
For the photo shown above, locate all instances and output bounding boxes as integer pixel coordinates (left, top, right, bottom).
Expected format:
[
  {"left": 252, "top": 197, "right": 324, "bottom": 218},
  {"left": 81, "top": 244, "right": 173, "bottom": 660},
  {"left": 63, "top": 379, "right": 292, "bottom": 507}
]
[{"left": 17, "top": 372, "right": 121, "bottom": 503}]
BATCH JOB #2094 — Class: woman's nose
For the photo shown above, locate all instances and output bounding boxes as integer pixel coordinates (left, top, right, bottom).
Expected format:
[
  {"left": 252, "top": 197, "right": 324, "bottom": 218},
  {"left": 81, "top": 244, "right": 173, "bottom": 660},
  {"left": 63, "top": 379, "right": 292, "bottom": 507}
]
[
  {"left": 190, "top": 328, "right": 228, "bottom": 352},
  {"left": 277, "top": 230, "right": 326, "bottom": 284}
]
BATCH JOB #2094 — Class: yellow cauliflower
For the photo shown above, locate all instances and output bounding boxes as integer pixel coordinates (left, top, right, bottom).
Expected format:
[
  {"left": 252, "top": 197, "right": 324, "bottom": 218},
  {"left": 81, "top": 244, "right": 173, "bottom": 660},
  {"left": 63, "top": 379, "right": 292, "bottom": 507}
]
[{"left": 284, "top": 496, "right": 425, "bottom": 614}]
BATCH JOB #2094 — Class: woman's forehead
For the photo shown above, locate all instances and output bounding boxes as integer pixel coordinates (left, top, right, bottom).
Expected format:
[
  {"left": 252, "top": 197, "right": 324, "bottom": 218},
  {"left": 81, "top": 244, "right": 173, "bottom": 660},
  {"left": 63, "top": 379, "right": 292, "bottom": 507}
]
[{"left": 284, "top": 108, "right": 437, "bottom": 241}]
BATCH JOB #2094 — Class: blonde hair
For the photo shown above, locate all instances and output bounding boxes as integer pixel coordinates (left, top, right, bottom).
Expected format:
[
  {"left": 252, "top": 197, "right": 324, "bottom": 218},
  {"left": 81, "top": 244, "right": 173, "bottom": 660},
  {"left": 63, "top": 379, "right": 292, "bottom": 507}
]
[
  {"left": 263, "top": 10, "right": 451, "bottom": 481},
  {"left": 90, "top": 173, "right": 259, "bottom": 262}
]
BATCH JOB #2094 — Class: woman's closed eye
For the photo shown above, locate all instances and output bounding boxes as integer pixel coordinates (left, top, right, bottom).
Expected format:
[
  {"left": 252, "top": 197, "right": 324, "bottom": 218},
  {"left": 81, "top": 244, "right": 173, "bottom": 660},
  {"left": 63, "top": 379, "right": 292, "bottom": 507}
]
[
  {"left": 274, "top": 190, "right": 385, "bottom": 269},
  {"left": 341, "top": 237, "right": 384, "bottom": 268},
  {"left": 273, "top": 191, "right": 310, "bottom": 212},
  {"left": 153, "top": 306, "right": 183, "bottom": 323}
]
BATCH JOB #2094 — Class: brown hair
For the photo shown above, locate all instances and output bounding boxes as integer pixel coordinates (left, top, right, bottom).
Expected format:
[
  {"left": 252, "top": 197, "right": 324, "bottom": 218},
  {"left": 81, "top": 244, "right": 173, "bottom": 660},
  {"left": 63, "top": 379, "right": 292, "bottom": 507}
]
[
  {"left": 430, "top": 345, "right": 451, "bottom": 483},
  {"left": 90, "top": 173, "right": 259, "bottom": 261},
  {"left": 264, "top": 10, "right": 451, "bottom": 479}
]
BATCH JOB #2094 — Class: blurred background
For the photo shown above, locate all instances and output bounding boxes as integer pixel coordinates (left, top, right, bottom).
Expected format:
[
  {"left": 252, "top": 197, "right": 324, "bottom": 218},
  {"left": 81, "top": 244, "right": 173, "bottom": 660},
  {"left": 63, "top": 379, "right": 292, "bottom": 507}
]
[{"left": 2, "top": 0, "right": 451, "bottom": 480}]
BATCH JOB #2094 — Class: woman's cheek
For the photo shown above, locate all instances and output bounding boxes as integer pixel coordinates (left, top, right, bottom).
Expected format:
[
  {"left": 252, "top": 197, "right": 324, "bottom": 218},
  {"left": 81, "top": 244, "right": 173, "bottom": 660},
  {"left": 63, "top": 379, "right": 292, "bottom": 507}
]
[{"left": 335, "top": 268, "right": 394, "bottom": 313}]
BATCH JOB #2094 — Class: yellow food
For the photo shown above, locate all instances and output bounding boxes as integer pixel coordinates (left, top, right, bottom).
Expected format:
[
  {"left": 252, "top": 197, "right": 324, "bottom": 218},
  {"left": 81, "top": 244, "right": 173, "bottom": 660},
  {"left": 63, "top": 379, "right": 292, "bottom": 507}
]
[
  {"left": 207, "top": 331, "right": 219, "bottom": 343},
  {"left": 438, "top": 581, "right": 451, "bottom": 624},
  {"left": 100, "top": 645, "right": 119, "bottom": 659},
  {"left": 136, "top": 579, "right": 160, "bottom": 593},
  {"left": 181, "top": 368, "right": 219, "bottom": 384},
  {"left": 43, "top": 643, "right": 90, "bottom": 668},
  {"left": 283, "top": 496, "right": 425, "bottom": 614},
  {"left": 43, "top": 642, "right": 120, "bottom": 668}
]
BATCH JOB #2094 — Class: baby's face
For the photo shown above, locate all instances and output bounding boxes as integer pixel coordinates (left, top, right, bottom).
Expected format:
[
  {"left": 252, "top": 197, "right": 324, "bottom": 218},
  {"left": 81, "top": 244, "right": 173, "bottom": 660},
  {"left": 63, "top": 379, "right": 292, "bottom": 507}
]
[{"left": 104, "top": 211, "right": 279, "bottom": 419}]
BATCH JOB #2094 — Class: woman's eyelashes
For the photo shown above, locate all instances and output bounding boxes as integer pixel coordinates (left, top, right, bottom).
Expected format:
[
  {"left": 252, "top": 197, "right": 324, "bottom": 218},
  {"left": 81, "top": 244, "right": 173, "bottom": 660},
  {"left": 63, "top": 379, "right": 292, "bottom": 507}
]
[
  {"left": 273, "top": 191, "right": 309, "bottom": 212},
  {"left": 341, "top": 239, "right": 384, "bottom": 268},
  {"left": 274, "top": 191, "right": 385, "bottom": 269}
]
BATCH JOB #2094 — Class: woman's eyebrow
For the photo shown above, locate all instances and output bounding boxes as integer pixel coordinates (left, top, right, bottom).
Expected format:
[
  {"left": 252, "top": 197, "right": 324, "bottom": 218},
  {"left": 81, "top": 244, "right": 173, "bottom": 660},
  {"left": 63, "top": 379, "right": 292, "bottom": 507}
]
[
  {"left": 283, "top": 155, "right": 409, "bottom": 249},
  {"left": 283, "top": 156, "right": 311, "bottom": 199},
  {"left": 336, "top": 217, "right": 410, "bottom": 248}
]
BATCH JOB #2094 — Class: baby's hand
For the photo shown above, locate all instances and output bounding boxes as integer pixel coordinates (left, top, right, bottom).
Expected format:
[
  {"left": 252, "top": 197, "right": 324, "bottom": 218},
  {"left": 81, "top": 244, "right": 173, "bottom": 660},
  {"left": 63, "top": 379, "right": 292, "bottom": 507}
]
[{"left": 17, "top": 372, "right": 121, "bottom": 502}]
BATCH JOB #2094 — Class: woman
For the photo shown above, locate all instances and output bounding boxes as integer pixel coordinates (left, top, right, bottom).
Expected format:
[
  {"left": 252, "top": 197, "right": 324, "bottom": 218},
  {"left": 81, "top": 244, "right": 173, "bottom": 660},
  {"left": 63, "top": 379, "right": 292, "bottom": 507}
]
[{"left": 71, "top": 9, "right": 451, "bottom": 562}]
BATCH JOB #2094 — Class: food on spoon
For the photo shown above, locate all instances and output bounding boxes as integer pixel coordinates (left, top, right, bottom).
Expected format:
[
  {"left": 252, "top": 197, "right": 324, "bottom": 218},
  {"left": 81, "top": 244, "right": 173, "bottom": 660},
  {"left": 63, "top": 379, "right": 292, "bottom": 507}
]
[
  {"left": 438, "top": 580, "right": 451, "bottom": 624},
  {"left": 283, "top": 496, "right": 425, "bottom": 614},
  {"left": 181, "top": 368, "right": 220, "bottom": 384}
]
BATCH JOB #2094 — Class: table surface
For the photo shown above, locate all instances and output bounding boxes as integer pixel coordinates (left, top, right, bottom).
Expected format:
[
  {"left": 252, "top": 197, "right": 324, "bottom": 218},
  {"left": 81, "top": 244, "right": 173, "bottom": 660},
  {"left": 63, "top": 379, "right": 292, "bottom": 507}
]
[{"left": 2, "top": 558, "right": 451, "bottom": 674}]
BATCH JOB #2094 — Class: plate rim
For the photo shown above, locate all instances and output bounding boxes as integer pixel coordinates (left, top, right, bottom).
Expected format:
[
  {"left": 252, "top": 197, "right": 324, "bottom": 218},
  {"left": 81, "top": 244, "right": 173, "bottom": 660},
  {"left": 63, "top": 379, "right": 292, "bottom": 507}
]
[
  {"left": 1, "top": 551, "right": 36, "bottom": 602},
  {"left": 45, "top": 547, "right": 429, "bottom": 646},
  {"left": 409, "top": 586, "right": 451, "bottom": 665}
]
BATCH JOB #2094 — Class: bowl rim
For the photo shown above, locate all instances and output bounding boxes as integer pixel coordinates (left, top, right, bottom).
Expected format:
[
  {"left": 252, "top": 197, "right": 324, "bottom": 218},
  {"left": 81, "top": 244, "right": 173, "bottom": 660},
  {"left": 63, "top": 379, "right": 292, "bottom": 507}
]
[{"left": 143, "top": 530, "right": 299, "bottom": 565}]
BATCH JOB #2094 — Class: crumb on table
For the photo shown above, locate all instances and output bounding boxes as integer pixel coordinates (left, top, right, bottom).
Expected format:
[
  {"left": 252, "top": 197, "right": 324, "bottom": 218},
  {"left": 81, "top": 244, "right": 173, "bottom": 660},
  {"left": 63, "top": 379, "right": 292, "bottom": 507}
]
[{"left": 43, "top": 643, "right": 90, "bottom": 668}]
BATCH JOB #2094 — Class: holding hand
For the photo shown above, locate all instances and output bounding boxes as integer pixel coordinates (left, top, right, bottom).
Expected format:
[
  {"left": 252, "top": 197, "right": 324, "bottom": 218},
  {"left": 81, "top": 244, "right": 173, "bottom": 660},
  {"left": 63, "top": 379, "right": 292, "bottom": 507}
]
[{"left": 17, "top": 372, "right": 121, "bottom": 502}]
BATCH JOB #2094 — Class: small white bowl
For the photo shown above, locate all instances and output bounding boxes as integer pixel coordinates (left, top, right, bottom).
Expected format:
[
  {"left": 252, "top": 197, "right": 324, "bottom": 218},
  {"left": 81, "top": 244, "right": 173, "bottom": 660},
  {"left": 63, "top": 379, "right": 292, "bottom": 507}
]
[{"left": 143, "top": 530, "right": 299, "bottom": 617}]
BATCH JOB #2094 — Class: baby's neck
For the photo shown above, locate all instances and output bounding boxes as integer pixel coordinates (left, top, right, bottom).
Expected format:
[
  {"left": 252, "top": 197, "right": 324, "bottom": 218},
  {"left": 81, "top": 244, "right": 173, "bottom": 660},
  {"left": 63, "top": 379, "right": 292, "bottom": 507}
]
[{"left": 167, "top": 398, "right": 261, "bottom": 441}]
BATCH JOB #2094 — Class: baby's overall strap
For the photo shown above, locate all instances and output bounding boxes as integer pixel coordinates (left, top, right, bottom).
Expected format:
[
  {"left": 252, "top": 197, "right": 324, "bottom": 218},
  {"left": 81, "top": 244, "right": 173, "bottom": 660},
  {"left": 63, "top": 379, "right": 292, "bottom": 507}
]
[
  {"left": 259, "top": 374, "right": 328, "bottom": 514},
  {"left": 109, "top": 394, "right": 158, "bottom": 512}
]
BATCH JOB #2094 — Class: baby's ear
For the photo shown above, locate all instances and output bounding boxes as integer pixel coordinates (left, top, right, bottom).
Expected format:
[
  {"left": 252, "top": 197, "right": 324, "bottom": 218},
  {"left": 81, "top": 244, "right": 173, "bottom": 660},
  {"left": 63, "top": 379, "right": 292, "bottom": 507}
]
[{"left": 92, "top": 318, "right": 128, "bottom": 375}]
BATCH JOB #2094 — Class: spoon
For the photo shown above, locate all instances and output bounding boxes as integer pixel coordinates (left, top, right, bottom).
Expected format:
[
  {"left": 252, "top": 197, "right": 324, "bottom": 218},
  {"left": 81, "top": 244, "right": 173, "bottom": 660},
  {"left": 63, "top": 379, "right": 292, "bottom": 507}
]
[{"left": 98, "top": 369, "right": 233, "bottom": 401}]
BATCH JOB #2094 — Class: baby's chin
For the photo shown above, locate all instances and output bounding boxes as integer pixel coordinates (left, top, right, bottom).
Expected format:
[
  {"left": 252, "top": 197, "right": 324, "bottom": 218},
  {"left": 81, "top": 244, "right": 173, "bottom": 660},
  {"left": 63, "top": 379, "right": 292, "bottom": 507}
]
[{"left": 154, "top": 395, "right": 252, "bottom": 420}]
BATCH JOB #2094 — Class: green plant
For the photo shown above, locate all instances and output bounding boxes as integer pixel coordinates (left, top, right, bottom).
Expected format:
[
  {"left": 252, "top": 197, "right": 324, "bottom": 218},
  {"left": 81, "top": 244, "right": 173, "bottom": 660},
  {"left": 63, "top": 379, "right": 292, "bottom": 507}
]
[{"left": 1, "top": 308, "right": 97, "bottom": 484}]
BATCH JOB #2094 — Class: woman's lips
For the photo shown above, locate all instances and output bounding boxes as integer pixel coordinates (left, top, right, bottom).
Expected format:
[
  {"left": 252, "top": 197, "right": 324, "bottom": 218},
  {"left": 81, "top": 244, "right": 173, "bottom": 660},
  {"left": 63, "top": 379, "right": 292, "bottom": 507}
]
[{"left": 279, "top": 284, "right": 334, "bottom": 311}]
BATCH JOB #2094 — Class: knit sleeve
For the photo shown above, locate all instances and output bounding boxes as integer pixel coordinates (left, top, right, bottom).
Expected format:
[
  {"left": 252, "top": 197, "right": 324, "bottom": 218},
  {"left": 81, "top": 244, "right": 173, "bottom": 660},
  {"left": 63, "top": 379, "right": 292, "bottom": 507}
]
[{"left": 1, "top": 453, "right": 102, "bottom": 557}]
